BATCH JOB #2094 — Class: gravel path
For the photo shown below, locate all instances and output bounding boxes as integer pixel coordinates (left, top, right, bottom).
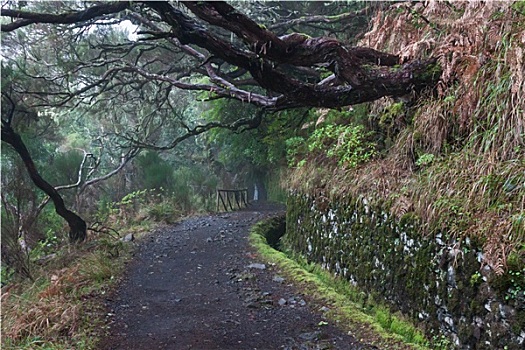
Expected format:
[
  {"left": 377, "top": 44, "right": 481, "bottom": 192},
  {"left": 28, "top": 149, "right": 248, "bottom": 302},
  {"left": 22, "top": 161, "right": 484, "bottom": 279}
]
[{"left": 99, "top": 203, "right": 376, "bottom": 350}]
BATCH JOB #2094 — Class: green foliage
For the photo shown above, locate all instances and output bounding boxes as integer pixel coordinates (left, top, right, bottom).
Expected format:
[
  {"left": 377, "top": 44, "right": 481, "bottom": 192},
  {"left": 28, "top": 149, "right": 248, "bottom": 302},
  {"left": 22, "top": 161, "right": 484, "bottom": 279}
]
[
  {"left": 283, "top": 107, "right": 378, "bottom": 169},
  {"left": 375, "top": 306, "right": 393, "bottom": 330},
  {"left": 506, "top": 284, "right": 525, "bottom": 305},
  {"left": 135, "top": 151, "right": 175, "bottom": 192},
  {"left": 147, "top": 202, "right": 180, "bottom": 224},
  {"left": 325, "top": 105, "right": 371, "bottom": 125},
  {"left": 502, "top": 261, "right": 525, "bottom": 302},
  {"left": 206, "top": 100, "right": 314, "bottom": 170},
  {"left": 470, "top": 271, "right": 482, "bottom": 287},
  {"left": 119, "top": 189, "right": 149, "bottom": 206},
  {"left": 1, "top": 262, "right": 15, "bottom": 286},
  {"left": 431, "top": 334, "right": 454, "bottom": 350},
  {"left": 415, "top": 153, "right": 435, "bottom": 167},
  {"left": 29, "top": 230, "right": 65, "bottom": 261},
  {"left": 45, "top": 150, "right": 83, "bottom": 186},
  {"left": 134, "top": 150, "right": 217, "bottom": 213},
  {"left": 379, "top": 102, "right": 405, "bottom": 129},
  {"left": 173, "top": 165, "right": 218, "bottom": 211},
  {"left": 443, "top": 95, "right": 456, "bottom": 104},
  {"left": 207, "top": 100, "right": 275, "bottom": 168},
  {"left": 285, "top": 136, "right": 306, "bottom": 167},
  {"left": 94, "top": 196, "right": 114, "bottom": 223},
  {"left": 512, "top": 0, "right": 525, "bottom": 16},
  {"left": 308, "top": 124, "right": 376, "bottom": 167}
]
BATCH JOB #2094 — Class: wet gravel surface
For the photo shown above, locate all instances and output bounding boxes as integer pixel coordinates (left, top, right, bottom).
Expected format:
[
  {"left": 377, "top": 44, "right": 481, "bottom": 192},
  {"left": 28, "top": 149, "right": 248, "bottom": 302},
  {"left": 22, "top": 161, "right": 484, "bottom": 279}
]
[{"left": 99, "top": 203, "right": 377, "bottom": 350}]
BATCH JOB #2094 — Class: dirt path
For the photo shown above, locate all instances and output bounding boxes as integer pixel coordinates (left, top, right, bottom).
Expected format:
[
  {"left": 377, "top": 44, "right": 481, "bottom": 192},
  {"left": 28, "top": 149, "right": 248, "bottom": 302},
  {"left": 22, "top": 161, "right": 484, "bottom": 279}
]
[{"left": 100, "top": 203, "right": 376, "bottom": 350}]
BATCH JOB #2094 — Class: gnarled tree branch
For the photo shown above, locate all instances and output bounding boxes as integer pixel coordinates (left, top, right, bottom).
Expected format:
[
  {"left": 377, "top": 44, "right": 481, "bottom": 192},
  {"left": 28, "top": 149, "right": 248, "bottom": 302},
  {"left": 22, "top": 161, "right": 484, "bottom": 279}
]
[
  {"left": 1, "top": 122, "right": 87, "bottom": 242},
  {"left": 1, "top": 2, "right": 130, "bottom": 32},
  {"left": 2, "top": 1, "right": 441, "bottom": 115},
  {"left": 123, "top": 109, "right": 265, "bottom": 151},
  {"left": 145, "top": 1, "right": 440, "bottom": 109}
]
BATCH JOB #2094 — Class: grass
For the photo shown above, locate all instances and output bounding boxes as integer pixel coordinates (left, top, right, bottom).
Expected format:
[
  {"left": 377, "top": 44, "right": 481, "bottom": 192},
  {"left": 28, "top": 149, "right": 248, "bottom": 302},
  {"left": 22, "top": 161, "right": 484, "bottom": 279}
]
[
  {"left": 249, "top": 218, "right": 431, "bottom": 350},
  {"left": 1, "top": 238, "right": 131, "bottom": 350}
]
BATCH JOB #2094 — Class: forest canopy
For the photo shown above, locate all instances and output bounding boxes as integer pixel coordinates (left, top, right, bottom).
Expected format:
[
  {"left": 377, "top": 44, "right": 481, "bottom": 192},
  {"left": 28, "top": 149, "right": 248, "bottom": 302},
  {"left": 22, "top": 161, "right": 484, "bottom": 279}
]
[
  {"left": 1, "top": 1, "right": 441, "bottom": 244},
  {"left": 1, "top": 1, "right": 440, "bottom": 112}
]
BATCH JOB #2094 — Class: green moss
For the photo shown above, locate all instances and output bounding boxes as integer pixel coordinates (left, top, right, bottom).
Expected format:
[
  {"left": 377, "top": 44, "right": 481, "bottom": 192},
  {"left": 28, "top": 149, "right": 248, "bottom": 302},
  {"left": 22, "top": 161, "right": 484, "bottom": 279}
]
[
  {"left": 285, "top": 192, "right": 523, "bottom": 348},
  {"left": 490, "top": 265, "right": 525, "bottom": 301},
  {"left": 399, "top": 212, "right": 418, "bottom": 226},
  {"left": 251, "top": 216, "right": 430, "bottom": 349},
  {"left": 470, "top": 272, "right": 482, "bottom": 287},
  {"left": 380, "top": 102, "right": 405, "bottom": 130}
]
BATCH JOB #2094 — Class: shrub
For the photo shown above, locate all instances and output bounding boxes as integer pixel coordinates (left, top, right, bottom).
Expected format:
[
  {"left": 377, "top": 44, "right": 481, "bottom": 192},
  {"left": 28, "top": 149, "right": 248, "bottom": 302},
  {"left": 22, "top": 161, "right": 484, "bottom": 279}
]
[
  {"left": 308, "top": 124, "right": 376, "bottom": 167},
  {"left": 285, "top": 137, "right": 306, "bottom": 167}
]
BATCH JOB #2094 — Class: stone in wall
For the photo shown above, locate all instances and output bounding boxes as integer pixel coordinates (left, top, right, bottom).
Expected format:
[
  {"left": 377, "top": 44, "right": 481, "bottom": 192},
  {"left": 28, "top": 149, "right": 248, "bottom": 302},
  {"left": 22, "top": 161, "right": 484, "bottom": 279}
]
[{"left": 284, "top": 193, "right": 525, "bottom": 349}]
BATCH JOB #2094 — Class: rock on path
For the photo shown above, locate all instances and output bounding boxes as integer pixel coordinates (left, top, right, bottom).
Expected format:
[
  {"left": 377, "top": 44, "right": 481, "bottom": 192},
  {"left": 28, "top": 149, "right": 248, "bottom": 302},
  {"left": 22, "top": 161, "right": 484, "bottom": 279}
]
[{"left": 100, "top": 203, "right": 375, "bottom": 350}]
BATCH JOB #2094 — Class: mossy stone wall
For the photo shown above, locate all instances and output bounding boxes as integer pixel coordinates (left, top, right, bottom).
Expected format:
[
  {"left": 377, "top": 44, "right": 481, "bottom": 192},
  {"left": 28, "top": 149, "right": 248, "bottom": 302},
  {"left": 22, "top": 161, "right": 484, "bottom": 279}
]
[{"left": 285, "top": 193, "right": 525, "bottom": 349}]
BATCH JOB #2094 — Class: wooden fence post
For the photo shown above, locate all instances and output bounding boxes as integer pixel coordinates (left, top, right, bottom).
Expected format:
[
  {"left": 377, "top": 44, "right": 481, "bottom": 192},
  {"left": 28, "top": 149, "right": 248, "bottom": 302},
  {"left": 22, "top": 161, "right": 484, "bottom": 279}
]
[{"left": 216, "top": 188, "right": 250, "bottom": 212}]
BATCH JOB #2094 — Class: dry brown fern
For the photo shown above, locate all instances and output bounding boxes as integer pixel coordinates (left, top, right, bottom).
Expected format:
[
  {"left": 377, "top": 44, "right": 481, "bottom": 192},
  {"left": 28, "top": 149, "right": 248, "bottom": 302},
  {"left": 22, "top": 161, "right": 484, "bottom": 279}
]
[{"left": 390, "top": 195, "right": 414, "bottom": 218}]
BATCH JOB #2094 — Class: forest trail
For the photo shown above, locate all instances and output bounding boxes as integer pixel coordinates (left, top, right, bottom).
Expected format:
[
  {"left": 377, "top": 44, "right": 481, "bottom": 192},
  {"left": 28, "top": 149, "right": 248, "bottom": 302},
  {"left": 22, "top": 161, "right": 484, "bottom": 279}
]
[{"left": 99, "top": 202, "right": 375, "bottom": 350}]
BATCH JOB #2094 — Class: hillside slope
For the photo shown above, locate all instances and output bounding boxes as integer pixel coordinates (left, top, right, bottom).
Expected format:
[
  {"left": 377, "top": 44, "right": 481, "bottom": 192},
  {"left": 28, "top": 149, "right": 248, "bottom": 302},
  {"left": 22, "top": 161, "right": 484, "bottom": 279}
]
[
  {"left": 289, "top": 0, "right": 524, "bottom": 276},
  {"left": 283, "top": 3, "right": 524, "bottom": 348}
]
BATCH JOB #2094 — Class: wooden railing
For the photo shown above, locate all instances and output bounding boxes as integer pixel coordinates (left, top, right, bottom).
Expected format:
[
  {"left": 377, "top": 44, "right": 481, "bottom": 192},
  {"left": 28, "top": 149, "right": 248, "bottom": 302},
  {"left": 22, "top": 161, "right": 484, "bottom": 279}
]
[{"left": 216, "top": 188, "right": 249, "bottom": 212}]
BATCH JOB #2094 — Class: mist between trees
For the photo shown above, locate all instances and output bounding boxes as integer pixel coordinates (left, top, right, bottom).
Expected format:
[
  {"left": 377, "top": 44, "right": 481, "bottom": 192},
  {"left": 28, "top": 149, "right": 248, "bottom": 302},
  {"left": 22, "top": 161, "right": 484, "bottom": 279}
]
[{"left": 0, "top": 1, "right": 440, "bottom": 281}]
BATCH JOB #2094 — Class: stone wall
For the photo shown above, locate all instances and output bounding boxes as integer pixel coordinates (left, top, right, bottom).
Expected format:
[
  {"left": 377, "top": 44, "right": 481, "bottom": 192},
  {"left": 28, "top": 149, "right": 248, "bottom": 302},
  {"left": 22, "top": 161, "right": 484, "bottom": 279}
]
[{"left": 285, "top": 193, "right": 524, "bottom": 349}]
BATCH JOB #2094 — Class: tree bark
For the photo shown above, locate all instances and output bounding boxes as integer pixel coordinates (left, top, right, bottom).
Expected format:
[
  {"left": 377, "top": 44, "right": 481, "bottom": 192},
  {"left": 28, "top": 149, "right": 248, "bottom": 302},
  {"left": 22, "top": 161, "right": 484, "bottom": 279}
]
[{"left": 1, "top": 124, "right": 87, "bottom": 242}]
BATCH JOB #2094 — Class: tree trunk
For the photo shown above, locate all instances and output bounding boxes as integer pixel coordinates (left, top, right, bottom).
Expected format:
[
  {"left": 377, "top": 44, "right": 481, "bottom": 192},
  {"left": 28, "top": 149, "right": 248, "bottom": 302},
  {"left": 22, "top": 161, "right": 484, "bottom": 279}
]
[{"left": 1, "top": 125, "right": 87, "bottom": 242}]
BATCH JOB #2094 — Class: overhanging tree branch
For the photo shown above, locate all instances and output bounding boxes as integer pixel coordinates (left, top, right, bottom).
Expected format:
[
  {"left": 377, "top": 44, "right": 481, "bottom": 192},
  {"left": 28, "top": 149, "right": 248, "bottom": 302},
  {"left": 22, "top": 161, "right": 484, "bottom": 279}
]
[
  {"left": 122, "top": 65, "right": 277, "bottom": 107},
  {"left": 124, "top": 109, "right": 265, "bottom": 151},
  {"left": 3, "top": 1, "right": 441, "bottom": 112},
  {"left": 145, "top": 1, "right": 441, "bottom": 108},
  {"left": 1, "top": 2, "right": 130, "bottom": 32}
]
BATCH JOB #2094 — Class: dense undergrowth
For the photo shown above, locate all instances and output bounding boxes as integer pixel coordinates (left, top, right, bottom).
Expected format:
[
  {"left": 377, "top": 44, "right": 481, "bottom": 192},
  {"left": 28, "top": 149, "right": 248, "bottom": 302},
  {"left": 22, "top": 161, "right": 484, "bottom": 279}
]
[
  {"left": 2, "top": 1, "right": 524, "bottom": 349},
  {"left": 1, "top": 238, "right": 127, "bottom": 349},
  {"left": 285, "top": 1, "right": 525, "bottom": 274}
]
